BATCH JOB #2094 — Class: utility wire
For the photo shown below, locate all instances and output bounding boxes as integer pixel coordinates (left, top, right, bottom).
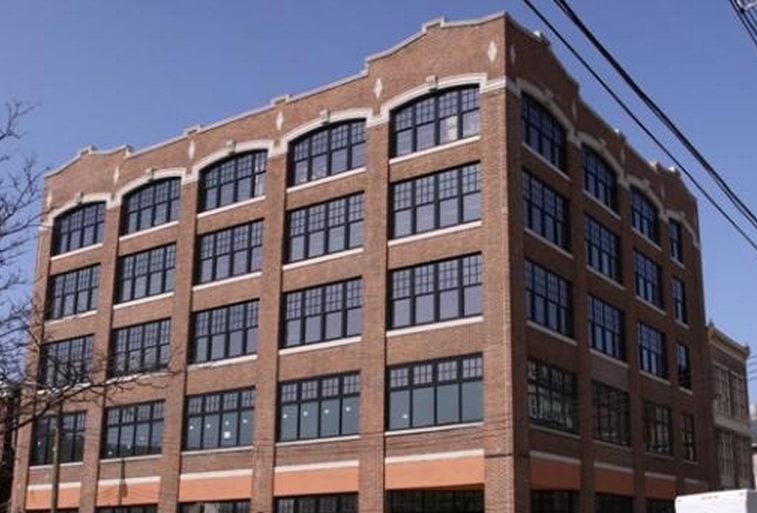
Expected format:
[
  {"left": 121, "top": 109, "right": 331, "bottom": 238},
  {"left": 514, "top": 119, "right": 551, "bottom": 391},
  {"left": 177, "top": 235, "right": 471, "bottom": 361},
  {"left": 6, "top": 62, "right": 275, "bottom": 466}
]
[
  {"left": 730, "top": 0, "right": 757, "bottom": 50},
  {"left": 551, "top": 0, "right": 757, "bottom": 235},
  {"left": 519, "top": 0, "right": 757, "bottom": 254}
]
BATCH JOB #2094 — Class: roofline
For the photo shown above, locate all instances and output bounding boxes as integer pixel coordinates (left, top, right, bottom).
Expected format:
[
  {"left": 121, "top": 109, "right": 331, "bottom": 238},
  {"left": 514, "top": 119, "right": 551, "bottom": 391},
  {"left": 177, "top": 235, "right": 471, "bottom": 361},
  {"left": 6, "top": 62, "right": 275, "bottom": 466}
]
[{"left": 708, "top": 322, "right": 750, "bottom": 359}]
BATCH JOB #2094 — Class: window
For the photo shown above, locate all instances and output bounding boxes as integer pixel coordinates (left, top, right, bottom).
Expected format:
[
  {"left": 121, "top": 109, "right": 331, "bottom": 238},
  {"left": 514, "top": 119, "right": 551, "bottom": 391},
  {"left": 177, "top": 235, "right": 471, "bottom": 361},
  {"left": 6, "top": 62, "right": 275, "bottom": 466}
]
[
  {"left": 283, "top": 278, "right": 361, "bottom": 348},
  {"left": 592, "top": 381, "right": 630, "bottom": 446},
  {"left": 714, "top": 365, "right": 732, "bottom": 416},
  {"left": 644, "top": 401, "right": 672, "bottom": 455},
  {"left": 735, "top": 435, "right": 752, "bottom": 487},
  {"left": 391, "top": 86, "right": 480, "bottom": 157},
  {"left": 122, "top": 178, "right": 180, "bottom": 235},
  {"left": 681, "top": 413, "right": 696, "bottom": 461},
  {"left": 47, "top": 264, "right": 100, "bottom": 319},
  {"left": 278, "top": 373, "right": 359, "bottom": 441},
  {"left": 596, "top": 494, "right": 632, "bottom": 513},
  {"left": 180, "top": 502, "right": 249, "bottom": 513},
  {"left": 102, "top": 400, "right": 164, "bottom": 458},
  {"left": 717, "top": 429, "right": 735, "bottom": 488},
  {"left": 634, "top": 251, "right": 662, "bottom": 307},
  {"left": 389, "top": 254, "right": 482, "bottom": 329},
  {"left": 532, "top": 491, "right": 576, "bottom": 513},
  {"left": 525, "top": 260, "right": 572, "bottom": 336},
  {"left": 523, "top": 171, "right": 570, "bottom": 250},
  {"left": 676, "top": 344, "right": 691, "bottom": 390},
  {"left": 647, "top": 499, "right": 674, "bottom": 513},
  {"left": 583, "top": 146, "right": 617, "bottom": 211},
  {"left": 387, "top": 354, "right": 483, "bottom": 430},
  {"left": 199, "top": 151, "right": 267, "bottom": 212},
  {"left": 275, "top": 494, "right": 357, "bottom": 513},
  {"left": 669, "top": 220, "right": 683, "bottom": 263},
  {"left": 110, "top": 319, "right": 171, "bottom": 377},
  {"left": 638, "top": 322, "right": 667, "bottom": 379},
  {"left": 191, "top": 300, "right": 259, "bottom": 363},
  {"left": 386, "top": 490, "right": 483, "bottom": 513},
  {"left": 32, "top": 412, "right": 86, "bottom": 465},
  {"left": 672, "top": 278, "right": 687, "bottom": 323},
  {"left": 732, "top": 372, "right": 748, "bottom": 420},
  {"left": 585, "top": 215, "right": 620, "bottom": 281},
  {"left": 185, "top": 388, "right": 254, "bottom": 450},
  {"left": 391, "top": 162, "right": 481, "bottom": 239},
  {"left": 631, "top": 189, "right": 659, "bottom": 243},
  {"left": 290, "top": 121, "right": 366, "bottom": 185},
  {"left": 38, "top": 335, "right": 93, "bottom": 387},
  {"left": 587, "top": 296, "right": 624, "bottom": 360},
  {"left": 521, "top": 94, "right": 566, "bottom": 171},
  {"left": 197, "top": 220, "right": 263, "bottom": 283},
  {"left": 527, "top": 359, "right": 577, "bottom": 433},
  {"left": 286, "top": 194, "right": 363, "bottom": 263},
  {"left": 53, "top": 202, "right": 106, "bottom": 255},
  {"left": 97, "top": 507, "right": 157, "bottom": 513},
  {"left": 116, "top": 244, "right": 175, "bottom": 303}
]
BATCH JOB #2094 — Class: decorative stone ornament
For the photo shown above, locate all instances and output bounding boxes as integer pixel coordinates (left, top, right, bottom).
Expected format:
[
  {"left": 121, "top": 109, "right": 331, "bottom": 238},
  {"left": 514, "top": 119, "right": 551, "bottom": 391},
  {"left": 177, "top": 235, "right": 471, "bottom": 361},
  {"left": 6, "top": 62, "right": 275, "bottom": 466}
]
[
  {"left": 373, "top": 78, "right": 383, "bottom": 99},
  {"left": 487, "top": 41, "right": 498, "bottom": 63},
  {"left": 276, "top": 111, "right": 284, "bottom": 131}
]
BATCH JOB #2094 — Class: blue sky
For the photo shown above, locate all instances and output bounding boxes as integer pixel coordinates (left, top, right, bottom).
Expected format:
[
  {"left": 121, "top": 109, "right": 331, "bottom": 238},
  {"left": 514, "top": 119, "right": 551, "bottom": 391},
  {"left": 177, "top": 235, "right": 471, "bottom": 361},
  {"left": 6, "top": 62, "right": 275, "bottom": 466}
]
[{"left": 2, "top": 1, "right": 756, "bottom": 392}]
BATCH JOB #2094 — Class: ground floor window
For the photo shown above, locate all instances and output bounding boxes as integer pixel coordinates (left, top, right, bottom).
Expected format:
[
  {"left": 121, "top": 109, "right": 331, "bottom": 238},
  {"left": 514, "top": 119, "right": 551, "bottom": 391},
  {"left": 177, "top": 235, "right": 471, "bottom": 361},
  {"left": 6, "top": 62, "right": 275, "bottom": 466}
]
[
  {"left": 276, "top": 494, "right": 357, "bottom": 513},
  {"left": 532, "top": 490, "right": 576, "bottom": 512},
  {"left": 596, "top": 494, "right": 632, "bottom": 513},
  {"left": 386, "top": 490, "right": 483, "bottom": 513}
]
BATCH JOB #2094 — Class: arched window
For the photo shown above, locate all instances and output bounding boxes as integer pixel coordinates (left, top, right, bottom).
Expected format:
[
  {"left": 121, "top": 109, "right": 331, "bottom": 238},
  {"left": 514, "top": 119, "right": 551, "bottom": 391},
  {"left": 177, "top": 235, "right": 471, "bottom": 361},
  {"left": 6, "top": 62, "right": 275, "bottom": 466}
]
[
  {"left": 289, "top": 120, "right": 366, "bottom": 186},
  {"left": 391, "top": 86, "right": 480, "bottom": 157},
  {"left": 122, "top": 178, "right": 180, "bottom": 234},
  {"left": 199, "top": 151, "right": 267, "bottom": 212},
  {"left": 52, "top": 202, "right": 106, "bottom": 255},
  {"left": 521, "top": 94, "right": 567, "bottom": 171},
  {"left": 582, "top": 146, "right": 618, "bottom": 211}
]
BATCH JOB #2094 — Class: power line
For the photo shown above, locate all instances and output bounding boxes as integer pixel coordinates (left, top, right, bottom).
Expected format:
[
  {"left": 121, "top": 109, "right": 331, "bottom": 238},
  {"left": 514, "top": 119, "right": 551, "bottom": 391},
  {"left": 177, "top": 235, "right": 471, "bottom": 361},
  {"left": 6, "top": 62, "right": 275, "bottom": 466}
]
[
  {"left": 519, "top": 0, "right": 757, "bottom": 255},
  {"left": 730, "top": 0, "right": 757, "bottom": 51},
  {"left": 550, "top": 0, "right": 757, "bottom": 236}
]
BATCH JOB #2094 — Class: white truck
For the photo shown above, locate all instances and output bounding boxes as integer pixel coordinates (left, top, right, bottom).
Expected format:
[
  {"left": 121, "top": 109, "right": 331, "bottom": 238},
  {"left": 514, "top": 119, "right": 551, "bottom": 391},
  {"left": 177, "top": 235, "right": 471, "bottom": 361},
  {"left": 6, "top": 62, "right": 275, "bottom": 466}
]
[{"left": 676, "top": 490, "right": 757, "bottom": 513}]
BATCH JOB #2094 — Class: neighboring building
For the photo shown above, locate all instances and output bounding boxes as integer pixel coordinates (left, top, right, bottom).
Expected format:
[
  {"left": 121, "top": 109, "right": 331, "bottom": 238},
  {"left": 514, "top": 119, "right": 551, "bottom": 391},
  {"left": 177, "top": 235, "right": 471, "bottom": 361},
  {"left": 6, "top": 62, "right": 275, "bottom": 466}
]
[
  {"left": 0, "top": 386, "right": 19, "bottom": 513},
  {"left": 709, "top": 324, "right": 752, "bottom": 489},
  {"left": 12, "top": 13, "right": 715, "bottom": 513}
]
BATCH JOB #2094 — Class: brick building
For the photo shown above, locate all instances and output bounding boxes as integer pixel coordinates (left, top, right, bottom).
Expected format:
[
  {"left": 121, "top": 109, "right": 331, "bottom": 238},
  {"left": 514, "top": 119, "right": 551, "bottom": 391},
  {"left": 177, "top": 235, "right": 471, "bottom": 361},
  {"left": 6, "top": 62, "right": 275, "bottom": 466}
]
[
  {"left": 12, "top": 13, "right": 716, "bottom": 513},
  {"left": 708, "top": 324, "right": 752, "bottom": 490}
]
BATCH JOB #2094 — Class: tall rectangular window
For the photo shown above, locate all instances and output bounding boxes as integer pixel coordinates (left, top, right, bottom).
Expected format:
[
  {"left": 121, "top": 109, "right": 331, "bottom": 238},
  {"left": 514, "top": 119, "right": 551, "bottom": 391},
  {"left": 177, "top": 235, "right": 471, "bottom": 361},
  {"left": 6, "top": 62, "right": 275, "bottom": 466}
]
[
  {"left": 180, "top": 502, "right": 249, "bottom": 513},
  {"left": 197, "top": 220, "right": 263, "bottom": 283},
  {"left": 592, "top": 381, "right": 630, "bottom": 446},
  {"left": 283, "top": 279, "right": 361, "bottom": 348},
  {"left": 110, "top": 319, "right": 171, "bottom": 377},
  {"left": 199, "top": 151, "right": 267, "bottom": 212},
  {"left": 644, "top": 401, "right": 672, "bottom": 455},
  {"left": 681, "top": 413, "right": 696, "bottom": 461},
  {"left": 389, "top": 254, "right": 482, "bottom": 329},
  {"left": 527, "top": 359, "right": 577, "bottom": 433},
  {"left": 391, "top": 163, "right": 481, "bottom": 239},
  {"left": 732, "top": 372, "right": 748, "bottom": 420},
  {"left": 185, "top": 388, "right": 254, "bottom": 450},
  {"left": 32, "top": 412, "right": 86, "bottom": 465},
  {"left": 736, "top": 435, "right": 752, "bottom": 487},
  {"left": 116, "top": 244, "right": 175, "bottom": 303},
  {"left": 523, "top": 171, "right": 570, "bottom": 250},
  {"left": 279, "top": 373, "right": 359, "bottom": 441},
  {"left": 47, "top": 264, "right": 100, "bottom": 319},
  {"left": 718, "top": 429, "right": 735, "bottom": 487},
  {"left": 638, "top": 322, "right": 667, "bottom": 379},
  {"left": 275, "top": 494, "right": 356, "bottom": 513},
  {"left": 583, "top": 147, "right": 617, "bottom": 211},
  {"left": 672, "top": 278, "right": 687, "bottom": 324},
  {"left": 525, "top": 260, "right": 573, "bottom": 336},
  {"left": 713, "top": 365, "right": 732, "bottom": 416},
  {"left": 286, "top": 194, "right": 363, "bottom": 263},
  {"left": 122, "top": 178, "right": 180, "bottom": 235},
  {"left": 634, "top": 251, "right": 662, "bottom": 307},
  {"left": 290, "top": 121, "right": 365, "bottom": 185},
  {"left": 587, "top": 296, "right": 624, "bottom": 360},
  {"left": 585, "top": 215, "right": 620, "bottom": 281},
  {"left": 669, "top": 220, "right": 683, "bottom": 263},
  {"left": 521, "top": 94, "right": 567, "bottom": 171},
  {"left": 387, "top": 354, "right": 483, "bottom": 431},
  {"left": 532, "top": 491, "right": 576, "bottom": 513},
  {"left": 102, "top": 400, "right": 164, "bottom": 458},
  {"left": 596, "top": 495, "right": 633, "bottom": 513},
  {"left": 53, "top": 202, "right": 106, "bottom": 255},
  {"left": 38, "top": 335, "right": 93, "bottom": 387},
  {"left": 676, "top": 343, "right": 691, "bottom": 390},
  {"left": 191, "top": 300, "right": 259, "bottom": 363},
  {"left": 631, "top": 189, "right": 659, "bottom": 243}
]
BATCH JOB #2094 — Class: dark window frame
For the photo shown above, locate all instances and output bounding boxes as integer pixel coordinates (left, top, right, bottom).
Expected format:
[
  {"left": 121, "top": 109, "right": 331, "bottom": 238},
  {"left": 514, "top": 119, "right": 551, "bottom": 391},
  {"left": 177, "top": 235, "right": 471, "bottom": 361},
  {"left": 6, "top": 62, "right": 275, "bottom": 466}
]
[
  {"left": 582, "top": 146, "right": 618, "bottom": 211},
  {"left": 53, "top": 202, "right": 106, "bottom": 255},
  {"left": 634, "top": 250, "right": 662, "bottom": 308},
  {"left": 197, "top": 220, "right": 264, "bottom": 284},
  {"left": 521, "top": 94, "right": 567, "bottom": 171},
  {"left": 587, "top": 296, "right": 625, "bottom": 361},
  {"left": 275, "top": 494, "right": 356, "bottom": 513},
  {"left": 669, "top": 220, "right": 684, "bottom": 264},
  {"left": 644, "top": 401, "right": 672, "bottom": 455},
  {"left": 122, "top": 178, "right": 180, "bottom": 235},
  {"left": 592, "top": 381, "right": 630, "bottom": 446},
  {"left": 585, "top": 215, "right": 620, "bottom": 282},
  {"left": 38, "top": 335, "right": 93, "bottom": 388},
  {"left": 523, "top": 170, "right": 570, "bottom": 250},
  {"left": 638, "top": 322, "right": 668, "bottom": 379},
  {"left": 647, "top": 499, "right": 675, "bottom": 513},
  {"left": 199, "top": 151, "right": 267, "bottom": 212},
  {"left": 110, "top": 319, "right": 171, "bottom": 377},
  {"left": 387, "top": 354, "right": 483, "bottom": 431},
  {"left": 391, "top": 86, "right": 481, "bottom": 157},
  {"left": 289, "top": 120, "right": 366, "bottom": 186},
  {"left": 532, "top": 491, "right": 576, "bottom": 513},
  {"left": 31, "top": 411, "right": 87, "bottom": 465},
  {"left": 116, "top": 244, "right": 176, "bottom": 304},
  {"left": 596, "top": 494, "right": 633, "bottom": 513},
  {"left": 527, "top": 359, "right": 578, "bottom": 433},
  {"left": 180, "top": 501, "right": 250, "bottom": 513},
  {"left": 525, "top": 259, "right": 573, "bottom": 337},
  {"left": 681, "top": 413, "right": 696, "bottom": 462},
  {"left": 386, "top": 490, "right": 484, "bottom": 513},
  {"left": 676, "top": 343, "right": 692, "bottom": 390},
  {"left": 96, "top": 507, "right": 157, "bottom": 513},
  {"left": 631, "top": 188, "right": 660, "bottom": 243},
  {"left": 102, "top": 400, "right": 164, "bottom": 458},
  {"left": 672, "top": 278, "right": 688, "bottom": 324},
  {"left": 191, "top": 300, "right": 259, "bottom": 364},
  {"left": 184, "top": 388, "right": 255, "bottom": 451},
  {"left": 46, "top": 265, "right": 100, "bottom": 319}
]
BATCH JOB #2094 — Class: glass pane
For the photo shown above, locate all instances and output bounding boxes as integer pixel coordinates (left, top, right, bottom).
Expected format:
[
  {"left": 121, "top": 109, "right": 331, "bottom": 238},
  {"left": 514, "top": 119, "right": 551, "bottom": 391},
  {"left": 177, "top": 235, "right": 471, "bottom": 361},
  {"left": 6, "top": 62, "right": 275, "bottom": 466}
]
[
  {"left": 389, "top": 391, "right": 410, "bottom": 430},
  {"left": 412, "top": 387, "right": 434, "bottom": 427}
]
